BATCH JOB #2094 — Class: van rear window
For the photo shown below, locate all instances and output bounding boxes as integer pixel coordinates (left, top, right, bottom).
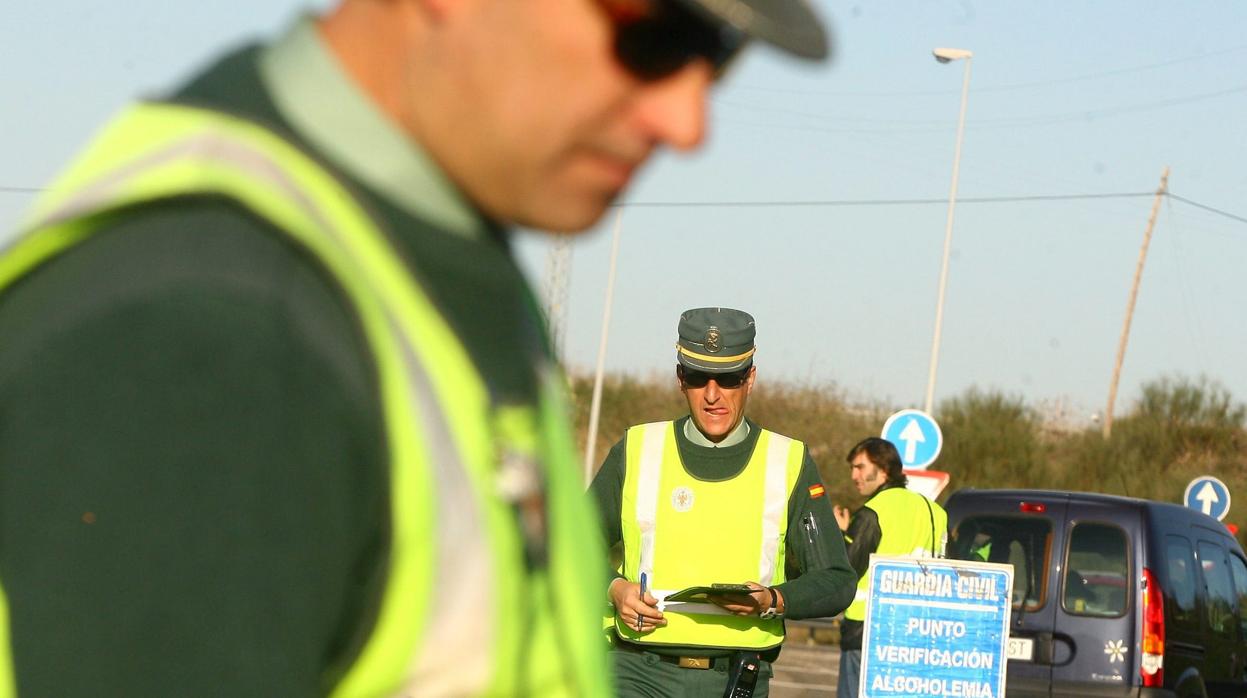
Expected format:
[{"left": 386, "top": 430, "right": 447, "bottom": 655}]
[
  {"left": 1228, "top": 553, "right": 1247, "bottom": 639},
  {"left": 1164, "top": 535, "right": 1199, "bottom": 625},
  {"left": 1198, "top": 541, "right": 1236, "bottom": 637},
  {"left": 950, "top": 515, "right": 1051, "bottom": 611},
  {"left": 1063, "top": 523, "right": 1129, "bottom": 617}
]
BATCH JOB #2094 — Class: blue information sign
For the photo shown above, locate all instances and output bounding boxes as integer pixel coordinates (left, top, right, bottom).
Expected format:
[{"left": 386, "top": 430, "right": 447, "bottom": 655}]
[
  {"left": 860, "top": 557, "right": 1013, "bottom": 698},
  {"left": 882, "top": 409, "right": 943, "bottom": 469},
  {"left": 1184, "top": 475, "right": 1231, "bottom": 521}
]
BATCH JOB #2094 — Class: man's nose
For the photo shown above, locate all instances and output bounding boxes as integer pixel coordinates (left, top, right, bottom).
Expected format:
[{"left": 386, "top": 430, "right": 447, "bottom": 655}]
[
  {"left": 703, "top": 379, "right": 722, "bottom": 400},
  {"left": 632, "top": 60, "right": 713, "bottom": 151}
]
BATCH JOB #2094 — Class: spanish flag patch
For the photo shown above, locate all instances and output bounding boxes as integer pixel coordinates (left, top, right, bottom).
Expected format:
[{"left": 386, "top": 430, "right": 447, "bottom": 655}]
[{"left": 808, "top": 484, "right": 825, "bottom": 499}]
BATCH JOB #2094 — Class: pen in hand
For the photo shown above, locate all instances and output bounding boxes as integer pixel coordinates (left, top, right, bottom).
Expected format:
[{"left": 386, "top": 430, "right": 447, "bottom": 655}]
[{"left": 637, "top": 572, "right": 648, "bottom": 632}]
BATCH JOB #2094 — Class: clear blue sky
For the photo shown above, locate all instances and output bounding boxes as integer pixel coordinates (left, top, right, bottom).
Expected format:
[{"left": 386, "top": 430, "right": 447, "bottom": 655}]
[{"left": 3, "top": 1, "right": 1245, "bottom": 424}]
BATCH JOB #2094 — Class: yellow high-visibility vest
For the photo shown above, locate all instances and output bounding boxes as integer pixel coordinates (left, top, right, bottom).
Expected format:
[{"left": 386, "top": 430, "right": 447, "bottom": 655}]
[
  {"left": 616, "top": 421, "right": 804, "bottom": 650},
  {"left": 0, "top": 102, "right": 609, "bottom": 697},
  {"left": 844, "top": 486, "right": 948, "bottom": 622}
]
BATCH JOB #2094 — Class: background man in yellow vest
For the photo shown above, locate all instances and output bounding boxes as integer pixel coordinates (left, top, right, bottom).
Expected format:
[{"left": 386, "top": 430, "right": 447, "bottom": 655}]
[
  {"left": 590, "top": 307, "right": 856, "bottom": 697},
  {"left": 0, "top": 0, "right": 831, "bottom": 695},
  {"left": 832, "top": 437, "right": 949, "bottom": 698}
]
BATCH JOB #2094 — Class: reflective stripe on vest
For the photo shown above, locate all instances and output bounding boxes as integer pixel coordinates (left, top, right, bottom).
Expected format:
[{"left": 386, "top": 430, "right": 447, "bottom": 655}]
[
  {"left": 0, "top": 102, "right": 607, "bottom": 697},
  {"left": 617, "top": 421, "right": 803, "bottom": 650},
  {"left": 844, "top": 487, "right": 949, "bottom": 621}
]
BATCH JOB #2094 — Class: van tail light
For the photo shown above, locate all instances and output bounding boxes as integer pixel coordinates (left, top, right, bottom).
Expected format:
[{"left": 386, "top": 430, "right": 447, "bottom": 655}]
[
  {"left": 1141, "top": 567, "right": 1165, "bottom": 687},
  {"left": 1019, "top": 502, "right": 1046, "bottom": 513}
]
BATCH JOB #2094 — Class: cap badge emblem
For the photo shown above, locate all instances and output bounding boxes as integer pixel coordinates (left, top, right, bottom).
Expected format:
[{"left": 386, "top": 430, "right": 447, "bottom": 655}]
[{"left": 704, "top": 327, "right": 721, "bottom": 353}]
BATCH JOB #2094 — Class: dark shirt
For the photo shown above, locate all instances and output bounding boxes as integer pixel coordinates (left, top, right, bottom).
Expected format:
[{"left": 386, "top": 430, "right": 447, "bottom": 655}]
[
  {"left": 0, "top": 44, "right": 547, "bottom": 696},
  {"left": 590, "top": 416, "right": 856, "bottom": 659}
]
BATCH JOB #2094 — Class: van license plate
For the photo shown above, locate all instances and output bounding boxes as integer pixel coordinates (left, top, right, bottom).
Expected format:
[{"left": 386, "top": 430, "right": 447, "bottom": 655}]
[{"left": 1007, "top": 637, "right": 1034, "bottom": 662}]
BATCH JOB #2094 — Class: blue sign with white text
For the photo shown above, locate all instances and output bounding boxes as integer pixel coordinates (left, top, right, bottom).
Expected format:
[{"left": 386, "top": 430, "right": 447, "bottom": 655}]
[
  {"left": 1184, "top": 476, "right": 1231, "bottom": 521},
  {"left": 882, "top": 409, "right": 943, "bottom": 469},
  {"left": 860, "top": 557, "right": 1012, "bottom": 698}
]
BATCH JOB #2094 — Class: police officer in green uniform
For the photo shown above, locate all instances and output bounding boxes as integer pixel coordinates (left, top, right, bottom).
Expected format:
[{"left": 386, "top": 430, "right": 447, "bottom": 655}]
[
  {"left": 590, "top": 308, "right": 856, "bottom": 697},
  {"left": 0, "top": 0, "right": 832, "bottom": 694},
  {"left": 832, "top": 437, "right": 949, "bottom": 698}
]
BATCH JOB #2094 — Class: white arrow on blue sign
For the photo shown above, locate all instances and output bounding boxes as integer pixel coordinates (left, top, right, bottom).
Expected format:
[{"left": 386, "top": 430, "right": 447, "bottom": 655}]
[
  {"left": 881, "top": 409, "right": 943, "bottom": 470},
  {"left": 1184, "top": 476, "right": 1231, "bottom": 521}
]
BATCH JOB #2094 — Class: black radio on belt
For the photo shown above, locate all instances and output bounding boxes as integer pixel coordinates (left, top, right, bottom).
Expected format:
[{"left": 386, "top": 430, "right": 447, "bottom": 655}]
[{"left": 723, "top": 652, "right": 761, "bottom": 698}]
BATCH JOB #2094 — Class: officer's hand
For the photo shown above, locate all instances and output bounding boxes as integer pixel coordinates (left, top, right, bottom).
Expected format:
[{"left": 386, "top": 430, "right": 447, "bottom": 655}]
[
  {"left": 608, "top": 578, "right": 665, "bottom": 633},
  {"left": 833, "top": 505, "right": 851, "bottom": 532},
  {"left": 711, "top": 581, "right": 773, "bottom": 617}
]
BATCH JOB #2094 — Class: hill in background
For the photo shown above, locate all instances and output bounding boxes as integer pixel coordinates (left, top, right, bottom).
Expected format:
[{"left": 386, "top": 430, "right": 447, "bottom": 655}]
[{"left": 570, "top": 373, "right": 1247, "bottom": 548}]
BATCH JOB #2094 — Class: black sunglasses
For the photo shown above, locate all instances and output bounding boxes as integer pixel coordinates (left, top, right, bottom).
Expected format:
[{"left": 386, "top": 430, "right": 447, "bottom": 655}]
[
  {"left": 605, "top": 0, "right": 746, "bottom": 82},
  {"left": 679, "top": 367, "right": 750, "bottom": 389}
]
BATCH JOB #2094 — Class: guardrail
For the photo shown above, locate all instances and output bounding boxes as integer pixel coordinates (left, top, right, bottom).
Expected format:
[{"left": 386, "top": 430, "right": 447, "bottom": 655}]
[{"left": 786, "top": 616, "right": 841, "bottom": 645}]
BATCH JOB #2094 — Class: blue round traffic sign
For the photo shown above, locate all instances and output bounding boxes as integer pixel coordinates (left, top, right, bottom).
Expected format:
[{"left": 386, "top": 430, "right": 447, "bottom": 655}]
[
  {"left": 1184, "top": 476, "right": 1231, "bottom": 521},
  {"left": 881, "top": 409, "right": 943, "bottom": 470}
]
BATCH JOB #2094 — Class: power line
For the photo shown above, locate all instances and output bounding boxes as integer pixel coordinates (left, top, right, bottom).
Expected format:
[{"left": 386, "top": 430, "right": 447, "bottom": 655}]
[
  {"left": 616, "top": 192, "right": 1154, "bottom": 208},
  {"left": 729, "top": 43, "right": 1247, "bottom": 98},
  {"left": 716, "top": 83, "right": 1247, "bottom": 133},
  {"left": 612, "top": 192, "right": 1247, "bottom": 226},
  {"left": 974, "top": 44, "right": 1247, "bottom": 94},
  {"left": 967, "top": 84, "right": 1247, "bottom": 128},
  {"left": 1168, "top": 194, "right": 1247, "bottom": 225},
  {"left": 6, "top": 185, "right": 1245, "bottom": 225}
]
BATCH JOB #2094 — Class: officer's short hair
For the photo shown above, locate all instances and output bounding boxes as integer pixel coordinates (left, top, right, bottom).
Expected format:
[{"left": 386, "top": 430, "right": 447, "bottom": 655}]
[{"left": 845, "top": 437, "right": 907, "bottom": 488}]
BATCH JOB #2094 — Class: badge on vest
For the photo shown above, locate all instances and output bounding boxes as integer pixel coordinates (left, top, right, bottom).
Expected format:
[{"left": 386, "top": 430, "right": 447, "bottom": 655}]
[{"left": 671, "top": 486, "right": 695, "bottom": 512}]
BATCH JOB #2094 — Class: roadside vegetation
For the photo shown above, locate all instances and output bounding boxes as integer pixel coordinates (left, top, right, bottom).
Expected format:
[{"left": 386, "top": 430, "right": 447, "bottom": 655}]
[{"left": 569, "top": 373, "right": 1247, "bottom": 548}]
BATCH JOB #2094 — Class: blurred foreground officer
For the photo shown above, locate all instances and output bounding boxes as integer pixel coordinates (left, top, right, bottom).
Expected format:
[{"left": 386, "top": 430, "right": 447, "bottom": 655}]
[
  {"left": 0, "top": 0, "right": 830, "bottom": 694},
  {"left": 590, "top": 308, "right": 855, "bottom": 697},
  {"left": 831, "top": 438, "right": 949, "bottom": 698}
]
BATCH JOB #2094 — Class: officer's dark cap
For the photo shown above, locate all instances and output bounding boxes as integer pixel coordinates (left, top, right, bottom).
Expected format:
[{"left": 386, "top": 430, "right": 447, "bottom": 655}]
[
  {"left": 676, "top": 307, "right": 756, "bottom": 374},
  {"left": 677, "top": 0, "right": 832, "bottom": 61}
]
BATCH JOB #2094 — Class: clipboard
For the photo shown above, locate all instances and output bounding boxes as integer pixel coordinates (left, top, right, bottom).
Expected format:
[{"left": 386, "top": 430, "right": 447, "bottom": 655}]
[{"left": 663, "top": 583, "right": 754, "bottom": 602}]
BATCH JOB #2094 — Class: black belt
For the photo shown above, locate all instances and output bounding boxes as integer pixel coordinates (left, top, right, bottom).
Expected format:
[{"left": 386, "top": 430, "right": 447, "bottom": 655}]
[{"left": 615, "top": 642, "right": 732, "bottom": 670}]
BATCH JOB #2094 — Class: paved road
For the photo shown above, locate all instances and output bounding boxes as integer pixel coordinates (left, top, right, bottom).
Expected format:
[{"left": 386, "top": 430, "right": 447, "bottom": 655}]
[{"left": 771, "top": 641, "right": 840, "bottom": 697}]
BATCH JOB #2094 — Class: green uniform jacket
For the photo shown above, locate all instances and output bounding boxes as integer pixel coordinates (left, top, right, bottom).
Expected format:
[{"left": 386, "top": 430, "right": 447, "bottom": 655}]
[
  {"left": 0, "top": 44, "right": 580, "bottom": 695},
  {"left": 590, "top": 416, "right": 856, "bottom": 661}
]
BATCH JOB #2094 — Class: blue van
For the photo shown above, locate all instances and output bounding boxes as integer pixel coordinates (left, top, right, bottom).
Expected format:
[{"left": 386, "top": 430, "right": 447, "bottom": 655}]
[{"left": 944, "top": 489, "right": 1247, "bottom": 697}]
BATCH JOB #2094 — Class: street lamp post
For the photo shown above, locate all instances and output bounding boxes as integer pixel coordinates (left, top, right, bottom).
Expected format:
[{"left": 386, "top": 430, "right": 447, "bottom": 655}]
[
  {"left": 924, "top": 47, "right": 973, "bottom": 415},
  {"left": 583, "top": 209, "right": 624, "bottom": 484}
]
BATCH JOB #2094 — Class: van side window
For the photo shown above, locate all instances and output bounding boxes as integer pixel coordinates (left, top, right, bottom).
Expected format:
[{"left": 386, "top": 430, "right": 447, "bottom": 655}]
[
  {"left": 1197, "top": 541, "right": 1236, "bottom": 637},
  {"left": 949, "top": 515, "right": 1050, "bottom": 611},
  {"left": 1063, "top": 523, "right": 1128, "bottom": 617},
  {"left": 1229, "top": 554, "right": 1247, "bottom": 639}
]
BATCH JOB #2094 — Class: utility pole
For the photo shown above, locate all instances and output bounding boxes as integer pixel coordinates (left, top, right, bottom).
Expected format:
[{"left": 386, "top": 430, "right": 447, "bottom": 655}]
[
  {"left": 1104, "top": 166, "right": 1169, "bottom": 439},
  {"left": 541, "top": 236, "right": 572, "bottom": 363}
]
